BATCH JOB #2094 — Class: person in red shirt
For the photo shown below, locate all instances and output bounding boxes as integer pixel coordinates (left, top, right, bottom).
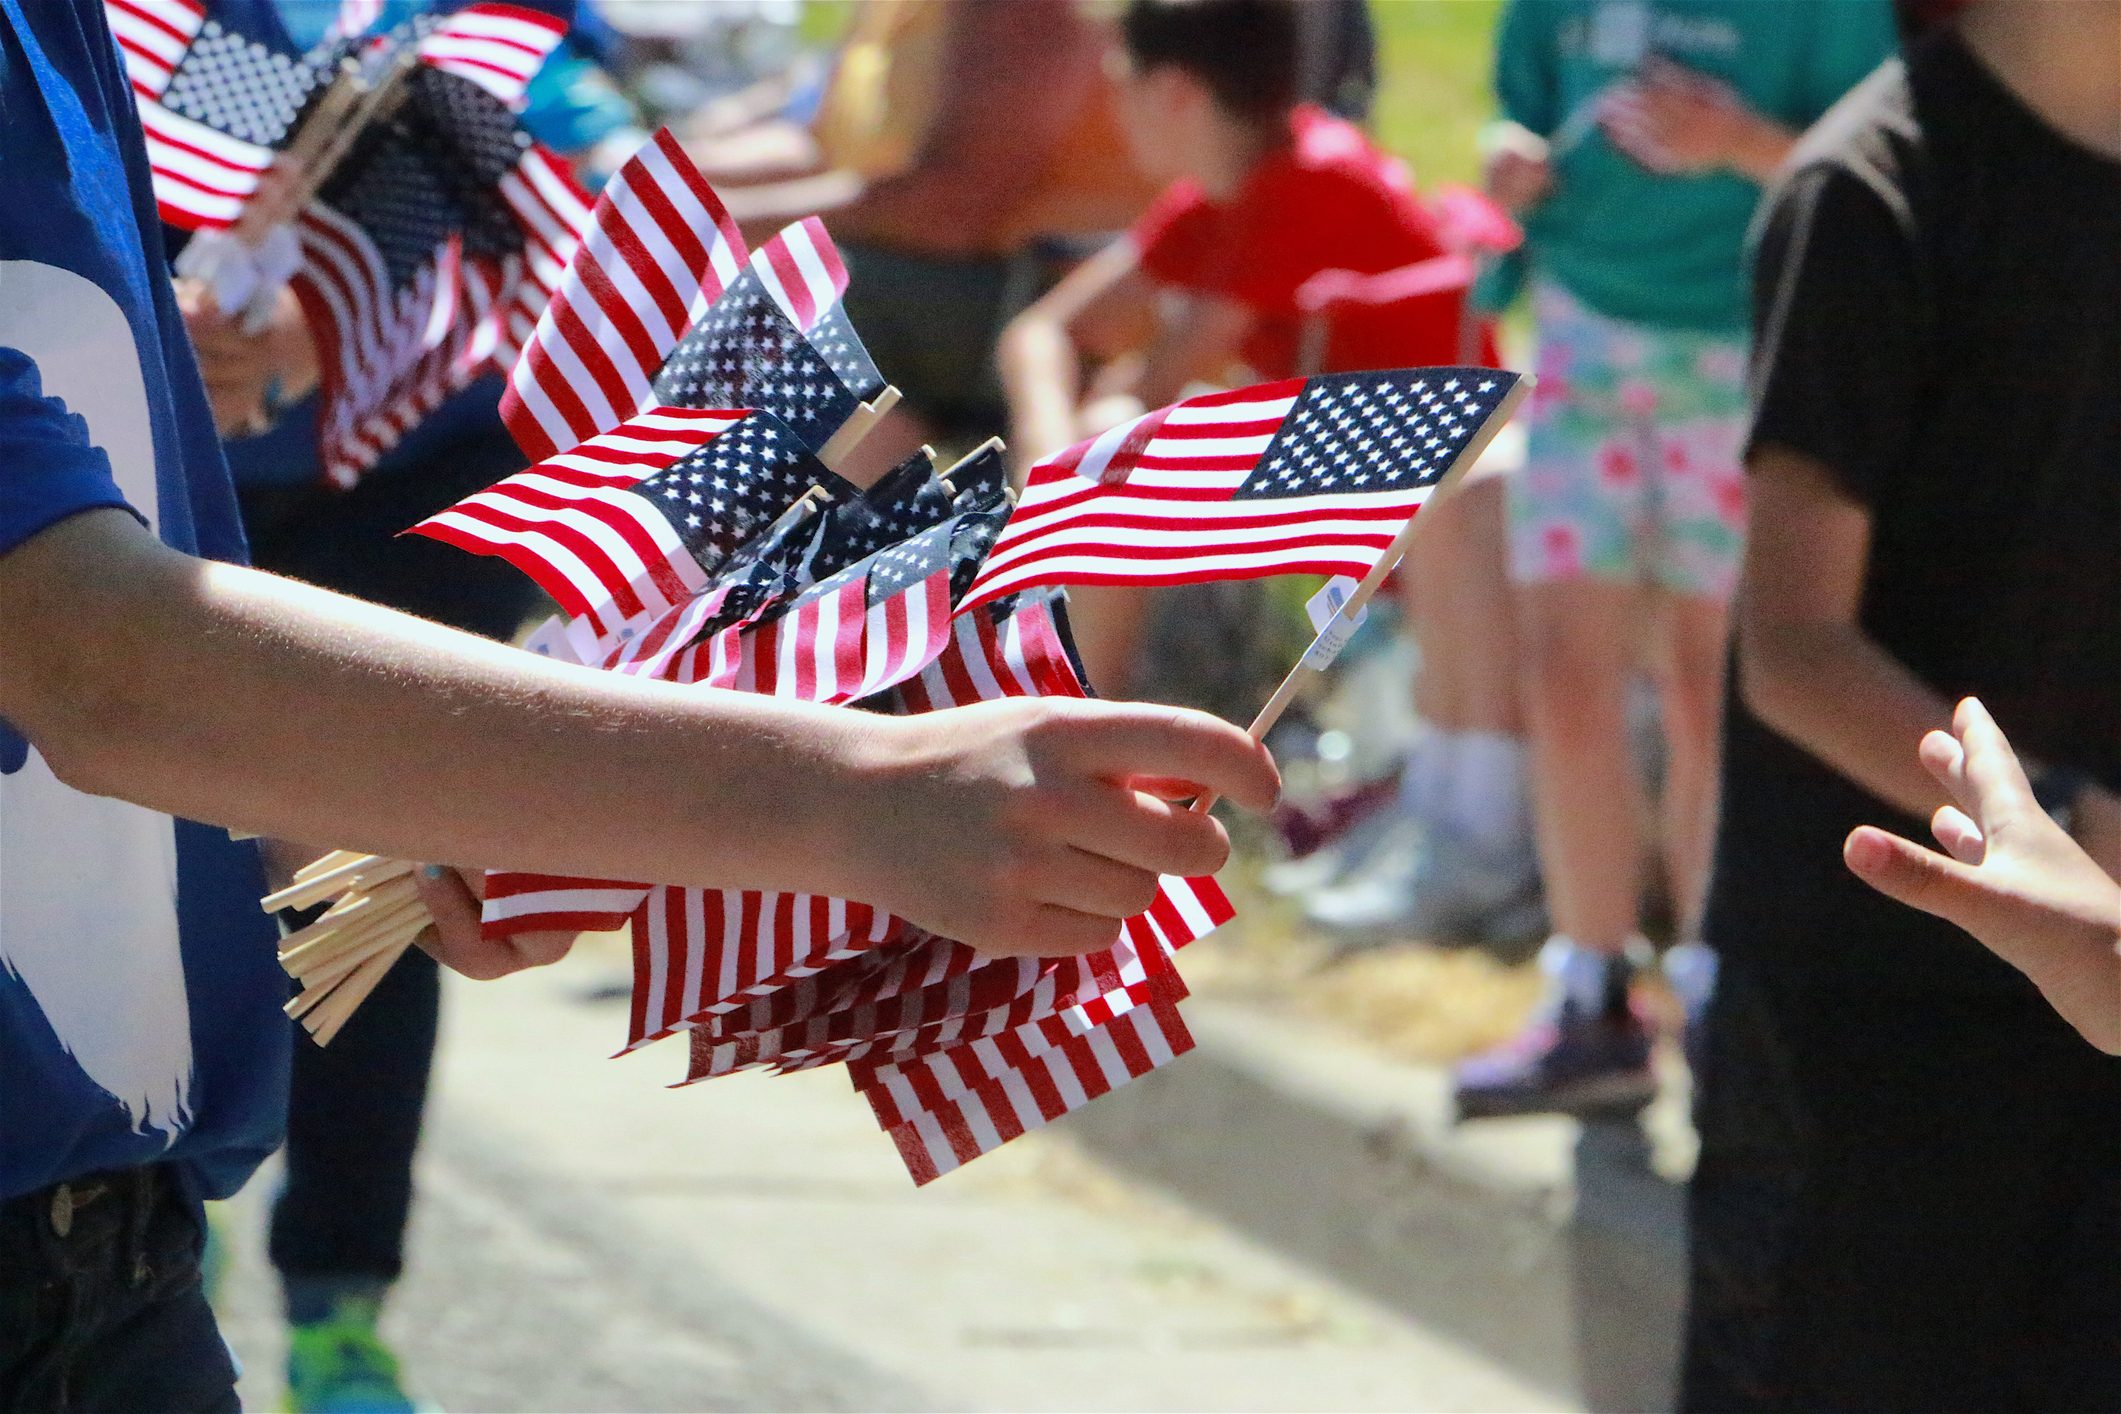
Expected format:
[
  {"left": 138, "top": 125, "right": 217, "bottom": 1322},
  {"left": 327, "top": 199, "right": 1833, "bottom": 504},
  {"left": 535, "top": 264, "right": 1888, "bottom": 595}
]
[{"left": 1001, "top": 0, "right": 1539, "bottom": 952}]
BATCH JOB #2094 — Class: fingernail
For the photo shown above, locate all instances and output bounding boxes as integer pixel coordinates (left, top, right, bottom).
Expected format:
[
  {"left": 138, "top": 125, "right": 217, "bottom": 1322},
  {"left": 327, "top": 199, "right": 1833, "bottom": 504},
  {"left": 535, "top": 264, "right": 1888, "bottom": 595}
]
[{"left": 419, "top": 864, "right": 446, "bottom": 880}]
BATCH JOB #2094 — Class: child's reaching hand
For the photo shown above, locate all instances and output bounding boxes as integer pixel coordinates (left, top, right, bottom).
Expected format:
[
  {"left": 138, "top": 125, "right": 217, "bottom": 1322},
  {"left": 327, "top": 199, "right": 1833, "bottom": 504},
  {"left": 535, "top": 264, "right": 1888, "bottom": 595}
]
[{"left": 1845, "top": 698, "right": 2121, "bottom": 1054}]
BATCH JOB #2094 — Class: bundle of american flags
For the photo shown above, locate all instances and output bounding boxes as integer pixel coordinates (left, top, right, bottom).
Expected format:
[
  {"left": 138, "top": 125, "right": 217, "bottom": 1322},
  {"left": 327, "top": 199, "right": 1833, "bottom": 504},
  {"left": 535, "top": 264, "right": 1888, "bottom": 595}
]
[
  {"left": 112, "top": 0, "right": 589, "bottom": 484},
  {"left": 269, "top": 125, "right": 1524, "bottom": 1181}
]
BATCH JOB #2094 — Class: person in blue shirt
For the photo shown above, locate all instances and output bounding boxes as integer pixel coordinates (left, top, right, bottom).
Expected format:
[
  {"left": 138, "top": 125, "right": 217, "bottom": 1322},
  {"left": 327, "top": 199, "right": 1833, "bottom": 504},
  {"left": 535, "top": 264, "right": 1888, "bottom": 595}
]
[
  {"left": 0, "top": 5, "right": 1280, "bottom": 1403},
  {"left": 170, "top": 6, "right": 635, "bottom": 1406}
]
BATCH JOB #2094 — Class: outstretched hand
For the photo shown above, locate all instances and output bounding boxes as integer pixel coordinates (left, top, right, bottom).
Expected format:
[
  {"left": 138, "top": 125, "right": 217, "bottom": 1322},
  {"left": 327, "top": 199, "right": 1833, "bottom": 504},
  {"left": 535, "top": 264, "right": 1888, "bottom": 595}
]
[
  {"left": 853, "top": 698, "right": 1280, "bottom": 958},
  {"left": 1844, "top": 698, "right": 2121, "bottom": 1053}
]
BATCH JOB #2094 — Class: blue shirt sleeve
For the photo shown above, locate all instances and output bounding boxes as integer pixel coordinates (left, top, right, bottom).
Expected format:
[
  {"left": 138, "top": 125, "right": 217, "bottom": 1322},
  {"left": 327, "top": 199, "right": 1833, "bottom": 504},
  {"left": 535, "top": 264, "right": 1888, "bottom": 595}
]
[{"left": 0, "top": 344, "right": 135, "bottom": 557}]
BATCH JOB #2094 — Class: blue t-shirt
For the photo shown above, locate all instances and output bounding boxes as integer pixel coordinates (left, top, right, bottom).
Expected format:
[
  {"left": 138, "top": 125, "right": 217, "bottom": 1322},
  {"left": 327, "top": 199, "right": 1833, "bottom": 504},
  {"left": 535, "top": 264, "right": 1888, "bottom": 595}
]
[{"left": 0, "top": 0, "right": 286, "bottom": 1203}]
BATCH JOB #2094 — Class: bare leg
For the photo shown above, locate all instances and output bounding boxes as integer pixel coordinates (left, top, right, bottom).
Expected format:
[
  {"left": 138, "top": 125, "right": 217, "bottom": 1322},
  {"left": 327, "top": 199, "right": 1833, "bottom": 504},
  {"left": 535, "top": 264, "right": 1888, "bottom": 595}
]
[
  {"left": 1403, "top": 476, "right": 1524, "bottom": 736},
  {"left": 1650, "top": 592, "right": 1731, "bottom": 941},
  {"left": 1515, "top": 579, "right": 1648, "bottom": 954}
]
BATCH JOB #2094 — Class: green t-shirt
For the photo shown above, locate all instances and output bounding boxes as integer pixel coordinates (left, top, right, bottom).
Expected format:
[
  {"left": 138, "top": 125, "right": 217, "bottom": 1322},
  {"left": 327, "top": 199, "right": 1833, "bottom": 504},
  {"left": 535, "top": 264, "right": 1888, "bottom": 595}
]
[{"left": 1484, "top": 0, "right": 1896, "bottom": 331}]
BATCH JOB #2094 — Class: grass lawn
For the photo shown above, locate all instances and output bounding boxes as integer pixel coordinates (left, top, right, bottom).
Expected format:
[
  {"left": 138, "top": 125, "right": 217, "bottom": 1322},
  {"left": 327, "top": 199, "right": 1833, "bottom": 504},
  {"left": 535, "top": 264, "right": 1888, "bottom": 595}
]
[
  {"left": 1369, "top": 0, "right": 1502, "bottom": 188},
  {"left": 799, "top": 0, "right": 1503, "bottom": 185}
]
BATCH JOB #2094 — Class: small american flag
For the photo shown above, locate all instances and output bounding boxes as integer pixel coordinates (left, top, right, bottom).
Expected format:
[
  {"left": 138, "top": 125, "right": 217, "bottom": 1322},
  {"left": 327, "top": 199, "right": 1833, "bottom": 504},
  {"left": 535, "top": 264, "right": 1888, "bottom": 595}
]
[
  {"left": 626, "top": 889, "right": 904, "bottom": 1054},
  {"left": 941, "top": 443, "right": 1010, "bottom": 513},
  {"left": 501, "top": 127, "right": 745, "bottom": 462},
  {"left": 411, "top": 407, "right": 840, "bottom": 639},
  {"left": 108, "top": 0, "right": 324, "bottom": 229},
  {"left": 291, "top": 62, "right": 590, "bottom": 485},
  {"left": 599, "top": 447, "right": 948, "bottom": 681},
  {"left": 961, "top": 368, "right": 1522, "bottom": 612},
  {"left": 646, "top": 223, "right": 878, "bottom": 456},
  {"left": 410, "top": 2, "right": 564, "bottom": 108},
  {"left": 669, "top": 495, "right": 1009, "bottom": 701}
]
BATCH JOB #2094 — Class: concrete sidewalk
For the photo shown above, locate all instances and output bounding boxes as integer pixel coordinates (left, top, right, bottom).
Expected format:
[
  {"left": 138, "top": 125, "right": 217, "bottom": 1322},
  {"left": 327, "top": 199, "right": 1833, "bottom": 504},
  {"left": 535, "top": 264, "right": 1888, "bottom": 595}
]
[
  {"left": 1067, "top": 998, "right": 1694, "bottom": 1413},
  {"left": 216, "top": 962, "right": 1565, "bottom": 1412}
]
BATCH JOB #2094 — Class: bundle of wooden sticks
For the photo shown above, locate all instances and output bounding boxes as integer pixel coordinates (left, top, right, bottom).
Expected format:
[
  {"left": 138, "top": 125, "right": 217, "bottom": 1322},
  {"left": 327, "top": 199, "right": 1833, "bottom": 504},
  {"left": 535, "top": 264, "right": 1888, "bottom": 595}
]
[{"left": 264, "top": 852, "right": 431, "bottom": 1046}]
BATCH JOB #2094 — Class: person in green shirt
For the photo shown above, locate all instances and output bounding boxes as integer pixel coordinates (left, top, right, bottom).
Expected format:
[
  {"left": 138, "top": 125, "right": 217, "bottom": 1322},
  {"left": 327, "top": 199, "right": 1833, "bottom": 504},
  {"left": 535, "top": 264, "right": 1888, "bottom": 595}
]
[{"left": 1453, "top": 0, "right": 1896, "bottom": 1121}]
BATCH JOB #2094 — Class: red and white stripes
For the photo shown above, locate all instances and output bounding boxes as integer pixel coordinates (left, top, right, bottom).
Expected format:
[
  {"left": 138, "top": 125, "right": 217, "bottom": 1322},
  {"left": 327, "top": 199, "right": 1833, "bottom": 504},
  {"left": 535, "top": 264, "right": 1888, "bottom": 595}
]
[
  {"left": 415, "top": 2, "right": 566, "bottom": 109},
  {"left": 408, "top": 405, "right": 743, "bottom": 634},
  {"left": 501, "top": 128, "right": 744, "bottom": 461},
  {"left": 479, "top": 873, "right": 649, "bottom": 937},
  {"left": 106, "top": 0, "right": 204, "bottom": 99},
  {"left": 139, "top": 104, "right": 273, "bottom": 230},
  {"left": 748, "top": 216, "right": 847, "bottom": 332},
  {"left": 671, "top": 567, "right": 953, "bottom": 705}
]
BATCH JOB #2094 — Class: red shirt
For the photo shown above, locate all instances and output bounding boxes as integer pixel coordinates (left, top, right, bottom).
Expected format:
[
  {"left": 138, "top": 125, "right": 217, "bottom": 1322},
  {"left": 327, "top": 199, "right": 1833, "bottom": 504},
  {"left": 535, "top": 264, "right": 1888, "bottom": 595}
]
[{"left": 1131, "top": 106, "right": 1473, "bottom": 378}]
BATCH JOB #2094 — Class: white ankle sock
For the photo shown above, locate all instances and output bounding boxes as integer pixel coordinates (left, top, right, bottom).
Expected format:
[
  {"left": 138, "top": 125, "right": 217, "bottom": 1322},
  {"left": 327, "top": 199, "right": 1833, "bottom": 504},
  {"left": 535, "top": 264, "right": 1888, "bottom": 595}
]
[
  {"left": 1539, "top": 935, "right": 1634, "bottom": 1013},
  {"left": 1400, "top": 731, "right": 1458, "bottom": 825},
  {"left": 1446, "top": 730, "right": 1531, "bottom": 852}
]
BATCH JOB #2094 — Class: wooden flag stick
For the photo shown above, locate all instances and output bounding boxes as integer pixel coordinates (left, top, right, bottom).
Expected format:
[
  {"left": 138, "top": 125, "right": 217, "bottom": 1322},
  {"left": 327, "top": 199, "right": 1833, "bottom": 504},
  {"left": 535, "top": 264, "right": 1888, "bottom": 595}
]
[
  {"left": 277, "top": 49, "right": 418, "bottom": 222},
  {"left": 261, "top": 855, "right": 411, "bottom": 914},
  {"left": 939, "top": 436, "right": 1004, "bottom": 491},
  {"left": 759, "top": 484, "right": 831, "bottom": 543},
  {"left": 294, "top": 848, "right": 370, "bottom": 883},
  {"left": 283, "top": 895, "right": 428, "bottom": 979},
  {"left": 819, "top": 386, "right": 903, "bottom": 469},
  {"left": 285, "top": 908, "right": 427, "bottom": 1011},
  {"left": 1189, "top": 376, "right": 1534, "bottom": 814},
  {"left": 284, "top": 922, "right": 409, "bottom": 1005},
  {"left": 277, "top": 891, "right": 395, "bottom": 964},
  {"left": 287, "top": 921, "right": 412, "bottom": 1026},
  {"left": 306, "top": 942, "right": 408, "bottom": 1047}
]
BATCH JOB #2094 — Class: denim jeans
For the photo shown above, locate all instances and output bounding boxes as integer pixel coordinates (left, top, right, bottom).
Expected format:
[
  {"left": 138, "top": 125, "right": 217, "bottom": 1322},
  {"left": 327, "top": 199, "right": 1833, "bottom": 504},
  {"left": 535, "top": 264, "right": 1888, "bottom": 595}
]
[{"left": 0, "top": 1165, "right": 237, "bottom": 1413}]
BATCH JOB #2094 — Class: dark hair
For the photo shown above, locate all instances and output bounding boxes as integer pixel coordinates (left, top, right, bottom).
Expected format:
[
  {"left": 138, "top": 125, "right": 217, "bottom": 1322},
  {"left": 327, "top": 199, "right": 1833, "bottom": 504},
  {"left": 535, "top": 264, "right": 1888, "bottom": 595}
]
[{"left": 1120, "top": 0, "right": 1302, "bottom": 123}]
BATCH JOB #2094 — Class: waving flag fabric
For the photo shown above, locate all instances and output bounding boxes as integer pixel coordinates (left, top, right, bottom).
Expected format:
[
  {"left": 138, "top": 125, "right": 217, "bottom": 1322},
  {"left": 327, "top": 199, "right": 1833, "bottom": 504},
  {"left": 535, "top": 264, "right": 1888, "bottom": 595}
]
[
  {"left": 291, "top": 63, "right": 592, "bottom": 485},
  {"left": 409, "top": 407, "right": 840, "bottom": 636},
  {"left": 501, "top": 127, "right": 747, "bottom": 461},
  {"left": 596, "top": 446, "right": 942, "bottom": 682},
  {"left": 962, "top": 368, "right": 1521, "bottom": 612},
  {"left": 646, "top": 222, "right": 878, "bottom": 456},
  {"left": 108, "top": 0, "right": 321, "bottom": 228},
  {"left": 669, "top": 497, "right": 1007, "bottom": 700},
  {"left": 411, "top": 2, "right": 565, "bottom": 107},
  {"left": 852, "top": 593, "right": 1225, "bottom": 1182}
]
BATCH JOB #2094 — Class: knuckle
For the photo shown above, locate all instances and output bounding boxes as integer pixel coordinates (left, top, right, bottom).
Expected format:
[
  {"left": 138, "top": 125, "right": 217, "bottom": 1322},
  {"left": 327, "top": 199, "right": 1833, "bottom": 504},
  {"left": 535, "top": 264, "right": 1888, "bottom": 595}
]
[{"left": 986, "top": 841, "right": 1045, "bottom": 898}]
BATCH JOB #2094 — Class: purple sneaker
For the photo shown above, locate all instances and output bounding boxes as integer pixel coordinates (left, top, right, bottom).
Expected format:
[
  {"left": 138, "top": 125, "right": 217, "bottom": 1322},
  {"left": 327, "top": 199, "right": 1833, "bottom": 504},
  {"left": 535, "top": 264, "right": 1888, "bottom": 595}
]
[{"left": 1452, "top": 1000, "right": 1656, "bottom": 1122}]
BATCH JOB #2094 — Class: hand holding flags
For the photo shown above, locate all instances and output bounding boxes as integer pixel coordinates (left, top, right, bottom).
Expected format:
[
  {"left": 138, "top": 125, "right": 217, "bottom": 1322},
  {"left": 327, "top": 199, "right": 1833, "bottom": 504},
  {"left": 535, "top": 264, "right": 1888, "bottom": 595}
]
[{"left": 271, "top": 116, "right": 1527, "bottom": 1181}]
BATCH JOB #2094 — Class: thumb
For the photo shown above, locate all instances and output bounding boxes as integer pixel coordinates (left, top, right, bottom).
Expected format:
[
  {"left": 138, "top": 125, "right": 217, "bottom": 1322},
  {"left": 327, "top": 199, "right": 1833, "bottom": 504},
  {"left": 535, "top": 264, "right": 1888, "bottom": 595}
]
[{"left": 1844, "top": 826, "right": 1987, "bottom": 930}]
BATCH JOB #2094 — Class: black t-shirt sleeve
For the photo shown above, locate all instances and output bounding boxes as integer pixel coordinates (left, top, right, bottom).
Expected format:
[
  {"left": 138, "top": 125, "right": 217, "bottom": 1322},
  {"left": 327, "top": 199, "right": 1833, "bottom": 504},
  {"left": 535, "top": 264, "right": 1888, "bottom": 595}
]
[{"left": 1746, "top": 162, "right": 1929, "bottom": 506}]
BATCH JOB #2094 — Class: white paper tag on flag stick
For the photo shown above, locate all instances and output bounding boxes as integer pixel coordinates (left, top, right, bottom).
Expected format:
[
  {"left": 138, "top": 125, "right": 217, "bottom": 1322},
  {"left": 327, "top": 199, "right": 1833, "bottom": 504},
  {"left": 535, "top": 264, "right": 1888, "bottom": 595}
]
[
  {"left": 522, "top": 614, "right": 600, "bottom": 666},
  {"left": 1301, "top": 576, "right": 1369, "bottom": 671}
]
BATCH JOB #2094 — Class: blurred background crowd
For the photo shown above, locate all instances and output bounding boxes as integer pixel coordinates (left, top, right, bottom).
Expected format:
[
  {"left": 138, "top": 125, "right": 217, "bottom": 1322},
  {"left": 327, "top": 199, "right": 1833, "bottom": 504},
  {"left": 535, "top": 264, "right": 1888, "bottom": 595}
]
[{"left": 166, "top": 1, "right": 2118, "bottom": 1410}]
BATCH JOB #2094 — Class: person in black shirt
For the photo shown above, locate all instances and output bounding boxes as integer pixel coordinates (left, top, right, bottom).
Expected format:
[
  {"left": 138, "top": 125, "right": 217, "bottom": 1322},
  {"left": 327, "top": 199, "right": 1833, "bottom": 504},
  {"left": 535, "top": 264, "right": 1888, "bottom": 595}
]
[{"left": 1685, "top": 2, "right": 2121, "bottom": 1409}]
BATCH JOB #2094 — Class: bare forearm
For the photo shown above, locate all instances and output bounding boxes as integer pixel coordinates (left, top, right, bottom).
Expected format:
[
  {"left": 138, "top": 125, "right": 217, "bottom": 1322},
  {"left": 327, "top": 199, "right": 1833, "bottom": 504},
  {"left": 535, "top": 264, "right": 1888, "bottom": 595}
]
[
  {"left": 999, "top": 314, "right": 1082, "bottom": 479},
  {"left": 1740, "top": 621, "right": 1957, "bottom": 819},
  {"left": 4, "top": 513, "right": 879, "bottom": 898}
]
